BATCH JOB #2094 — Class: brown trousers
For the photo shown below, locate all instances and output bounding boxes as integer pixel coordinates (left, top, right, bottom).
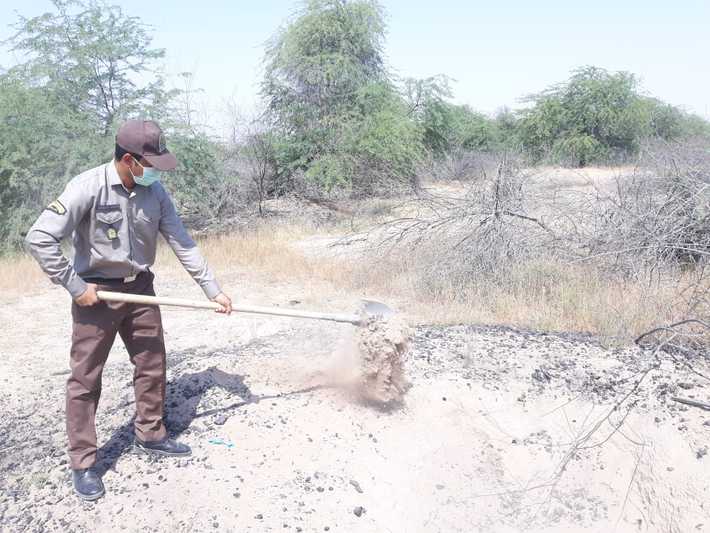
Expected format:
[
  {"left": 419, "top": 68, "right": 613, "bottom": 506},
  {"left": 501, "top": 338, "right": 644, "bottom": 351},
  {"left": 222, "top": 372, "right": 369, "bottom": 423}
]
[{"left": 67, "top": 272, "right": 167, "bottom": 470}]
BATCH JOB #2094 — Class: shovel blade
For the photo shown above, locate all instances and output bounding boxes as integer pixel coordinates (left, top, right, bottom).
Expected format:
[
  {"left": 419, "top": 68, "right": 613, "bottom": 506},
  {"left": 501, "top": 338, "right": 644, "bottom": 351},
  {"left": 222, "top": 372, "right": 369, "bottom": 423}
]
[{"left": 360, "top": 299, "right": 395, "bottom": 322}]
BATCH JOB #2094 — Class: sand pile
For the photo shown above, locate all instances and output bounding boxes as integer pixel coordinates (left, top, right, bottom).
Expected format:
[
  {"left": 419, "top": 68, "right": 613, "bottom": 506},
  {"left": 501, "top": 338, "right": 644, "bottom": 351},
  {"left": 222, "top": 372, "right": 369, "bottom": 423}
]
[{"left": 353, "top": 315, "right": 411, "bottom": 404}]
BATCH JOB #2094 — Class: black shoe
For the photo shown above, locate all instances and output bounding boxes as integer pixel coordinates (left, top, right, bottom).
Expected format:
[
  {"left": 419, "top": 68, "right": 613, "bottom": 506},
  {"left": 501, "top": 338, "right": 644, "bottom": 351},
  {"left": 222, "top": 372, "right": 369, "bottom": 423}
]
[
  {"left": 72, "top": 468, "right": 105, "bottom": 501},
  {"left": 134, "top": 436, "right": 192, "bottom": 457}
]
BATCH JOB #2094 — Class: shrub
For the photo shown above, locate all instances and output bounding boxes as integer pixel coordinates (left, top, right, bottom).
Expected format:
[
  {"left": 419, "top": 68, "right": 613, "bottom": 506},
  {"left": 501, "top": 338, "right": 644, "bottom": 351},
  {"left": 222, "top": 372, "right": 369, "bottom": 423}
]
[{"left": 516, "top": 66, "right": 707, "bottom": 166}]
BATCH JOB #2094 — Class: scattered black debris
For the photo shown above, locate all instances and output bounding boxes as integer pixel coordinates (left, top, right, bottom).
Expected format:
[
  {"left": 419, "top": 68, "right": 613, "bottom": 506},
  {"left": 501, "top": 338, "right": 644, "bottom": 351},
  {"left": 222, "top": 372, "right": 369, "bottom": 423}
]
[{"left": 532, "top": 367, "right": 552, "bottom": 383}]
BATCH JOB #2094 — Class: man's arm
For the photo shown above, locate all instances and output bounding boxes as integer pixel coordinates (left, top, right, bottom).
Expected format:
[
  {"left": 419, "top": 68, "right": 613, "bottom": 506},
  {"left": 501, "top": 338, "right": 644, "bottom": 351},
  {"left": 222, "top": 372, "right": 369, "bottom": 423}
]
[
  {"left": 24, "top": 178, "right": 95, "bottom": 302},
  {"left": 156, "top": 185, "right": 231, "bottom": 313}
]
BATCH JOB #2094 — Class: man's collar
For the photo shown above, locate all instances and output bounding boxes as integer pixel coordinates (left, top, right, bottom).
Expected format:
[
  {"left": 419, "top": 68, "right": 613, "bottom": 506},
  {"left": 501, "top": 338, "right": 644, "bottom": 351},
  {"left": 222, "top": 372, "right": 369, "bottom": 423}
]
[
  {"left": 107, "top": 160, "right": 137, "bottom": 196},
  {"left": 107, "top": 161, "right": 124, "bottom": 187}
]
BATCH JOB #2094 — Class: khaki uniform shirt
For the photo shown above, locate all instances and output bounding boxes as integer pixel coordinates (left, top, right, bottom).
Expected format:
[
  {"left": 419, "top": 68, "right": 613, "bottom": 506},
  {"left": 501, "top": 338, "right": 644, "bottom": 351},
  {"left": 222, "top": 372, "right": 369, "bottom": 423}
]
[{"left": 25, "top": 161, "right": 221, "bottom": 299}]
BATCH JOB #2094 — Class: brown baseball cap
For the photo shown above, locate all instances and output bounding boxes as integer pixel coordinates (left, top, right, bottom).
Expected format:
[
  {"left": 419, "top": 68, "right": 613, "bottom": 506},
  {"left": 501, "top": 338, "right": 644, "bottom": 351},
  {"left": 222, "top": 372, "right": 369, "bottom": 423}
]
[{"left": 116, "top": 120, "right": 178, "bottom": 170}]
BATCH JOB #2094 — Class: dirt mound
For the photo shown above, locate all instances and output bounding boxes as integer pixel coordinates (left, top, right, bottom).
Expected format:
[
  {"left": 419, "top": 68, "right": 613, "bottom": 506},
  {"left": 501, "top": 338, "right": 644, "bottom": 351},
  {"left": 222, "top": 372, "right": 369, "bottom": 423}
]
[{"left": 354, "top": 316, "right": 411, "bottom": 404}]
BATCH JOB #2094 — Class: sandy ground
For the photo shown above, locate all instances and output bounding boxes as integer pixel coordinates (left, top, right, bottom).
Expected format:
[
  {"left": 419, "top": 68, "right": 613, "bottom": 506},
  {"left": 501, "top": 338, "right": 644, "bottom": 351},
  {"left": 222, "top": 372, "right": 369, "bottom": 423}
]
[{"left": 1, "top": 236, "right": 709, "bottom": 532}]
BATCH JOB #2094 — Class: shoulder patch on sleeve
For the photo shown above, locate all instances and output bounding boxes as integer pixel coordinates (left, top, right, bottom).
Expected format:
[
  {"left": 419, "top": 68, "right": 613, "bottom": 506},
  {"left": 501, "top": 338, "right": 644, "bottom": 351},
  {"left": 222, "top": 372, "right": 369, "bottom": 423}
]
[{"left": 45, "top": 200, "right": 67, "bottom": 215}]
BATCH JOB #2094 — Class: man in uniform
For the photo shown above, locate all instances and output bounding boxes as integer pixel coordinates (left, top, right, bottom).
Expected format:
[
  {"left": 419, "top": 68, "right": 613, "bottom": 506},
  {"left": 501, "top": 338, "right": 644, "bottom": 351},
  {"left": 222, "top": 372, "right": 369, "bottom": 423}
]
[{"left": 25, "top": 119, "right": 233, "bottom": 501}]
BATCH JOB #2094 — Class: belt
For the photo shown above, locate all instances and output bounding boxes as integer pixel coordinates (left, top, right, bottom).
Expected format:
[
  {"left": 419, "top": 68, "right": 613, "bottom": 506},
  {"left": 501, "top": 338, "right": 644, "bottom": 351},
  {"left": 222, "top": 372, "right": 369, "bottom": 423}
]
[{"left": 83, "top": 272, "right": 147, "bottom": 284}]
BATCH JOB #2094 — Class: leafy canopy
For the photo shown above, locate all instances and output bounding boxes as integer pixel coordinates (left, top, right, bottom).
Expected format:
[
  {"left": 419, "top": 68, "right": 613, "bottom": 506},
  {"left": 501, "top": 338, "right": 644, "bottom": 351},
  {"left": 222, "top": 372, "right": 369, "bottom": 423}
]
[
  {"left": 7, "top": 0, "right": 169, "bottom": 135},
  {"left": 517, "top": 66, "right": 708, "bottom": 166},
  {"left": 261, "top": 0, "right": 420, "bottom": 192}
]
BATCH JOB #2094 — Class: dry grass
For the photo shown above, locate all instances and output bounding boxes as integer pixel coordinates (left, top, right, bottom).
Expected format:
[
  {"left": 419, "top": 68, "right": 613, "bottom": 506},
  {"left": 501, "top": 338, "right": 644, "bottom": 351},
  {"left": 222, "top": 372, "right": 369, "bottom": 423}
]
[
  {"left": 0, "top": 252, "right": 48, "bottom": 297},
  {"left": 155, "top": 223, "right": 346, "bottom": 289},
  {"left": 331, "top": 250, "right": 687, "bottom": 342},
  {"left": 155, "top": 220, "right": 688, "bottom": 343}
]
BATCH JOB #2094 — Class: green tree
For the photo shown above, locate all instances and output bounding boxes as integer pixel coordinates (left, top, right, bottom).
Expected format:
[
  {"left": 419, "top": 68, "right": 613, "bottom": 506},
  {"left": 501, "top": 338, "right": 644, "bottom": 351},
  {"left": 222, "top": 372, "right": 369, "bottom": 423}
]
[
  {"left": 344, "top": 81, "right": 422, "bottom": 193},
  {"left": 6, "top": 0, "right": 169, "bottom": 135},
  {"left": 516, "top": 66, "right": 692, "bottom": 166},
  {"left": 0, "top": 0, "right": 198, "bottom": 251},
  {"left": 493, "top": 106, "right": 520, "bottom": 150},
  {"left": 447, "top": 104, "right": 499, "bottom": 151},
  {"left": 403, "top": 75, "right": 453, "bottom": 153},
  {"left": 164, "top": 133, "right": 233, "bottom": 220},
  {"left": 263, "top": 0, "right": 387, "bottom": 129},
  {"left": 639, "top": 97, "right": 710, "bottom": 140},
  {"left": 404, "top": 75, "right": 499, "bottom": 154},
  {"left": 261, "top": 0, "right": 418, "bottom": 193},
  {"left": 0, "top": 76, "right": 111, "bottom": 251}
]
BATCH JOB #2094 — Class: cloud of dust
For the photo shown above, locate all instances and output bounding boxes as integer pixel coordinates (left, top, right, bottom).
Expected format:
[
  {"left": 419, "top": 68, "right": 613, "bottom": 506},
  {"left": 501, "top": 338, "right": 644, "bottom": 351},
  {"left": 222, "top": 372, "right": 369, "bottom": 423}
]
[{"left": 327, "top": 315, "right": 412, "bottom": 406}]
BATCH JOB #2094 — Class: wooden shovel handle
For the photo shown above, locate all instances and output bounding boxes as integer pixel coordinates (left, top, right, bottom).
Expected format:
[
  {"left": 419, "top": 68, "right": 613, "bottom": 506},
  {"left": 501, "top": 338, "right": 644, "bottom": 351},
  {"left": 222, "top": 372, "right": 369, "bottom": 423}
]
[
  {"left": 96, "top": 291, "right": 362, "bottom": 325},
  {"left": 97, "top": 290, "right": 221, "bottom": 310}
]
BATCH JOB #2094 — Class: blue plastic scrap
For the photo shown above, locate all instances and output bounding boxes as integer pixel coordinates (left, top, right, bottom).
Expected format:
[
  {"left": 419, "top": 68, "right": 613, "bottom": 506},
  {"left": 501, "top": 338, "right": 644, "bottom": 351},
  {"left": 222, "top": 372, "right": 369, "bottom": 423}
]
[{"left": 208, "top": 437, "right": 235, "bottom": 448}]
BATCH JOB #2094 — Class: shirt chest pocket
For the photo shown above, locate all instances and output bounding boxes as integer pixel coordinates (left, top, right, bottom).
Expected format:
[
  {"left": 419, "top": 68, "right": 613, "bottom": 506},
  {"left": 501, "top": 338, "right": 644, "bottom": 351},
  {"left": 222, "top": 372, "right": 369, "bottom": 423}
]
[{"left": 94, "top": 207, "right": 124, "bottom": 244}]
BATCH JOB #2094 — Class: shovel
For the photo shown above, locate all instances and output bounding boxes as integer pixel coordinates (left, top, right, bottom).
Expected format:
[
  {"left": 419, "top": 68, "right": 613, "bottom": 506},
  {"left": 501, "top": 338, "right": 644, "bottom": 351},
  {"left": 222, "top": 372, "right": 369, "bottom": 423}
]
[{"left": 96, "top": 291, "right": 393, "bottom": 326}]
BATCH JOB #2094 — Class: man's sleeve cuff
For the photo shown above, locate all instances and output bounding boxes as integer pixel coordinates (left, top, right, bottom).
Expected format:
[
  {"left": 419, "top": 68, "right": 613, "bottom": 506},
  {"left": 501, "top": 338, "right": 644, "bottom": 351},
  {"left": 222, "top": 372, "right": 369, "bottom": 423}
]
[
  {"left": 66, "top": 275, "right": 88, "bottom": 299},
  {"left": 202, "top": 281, "right": 222, "bottom": 300}
]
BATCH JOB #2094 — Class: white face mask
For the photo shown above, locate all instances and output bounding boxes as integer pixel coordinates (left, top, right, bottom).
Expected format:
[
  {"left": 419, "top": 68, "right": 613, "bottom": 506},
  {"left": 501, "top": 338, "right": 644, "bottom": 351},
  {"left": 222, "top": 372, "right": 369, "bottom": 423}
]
[{"left": 129, "top": 157, "right": 161, "bottom": 186}]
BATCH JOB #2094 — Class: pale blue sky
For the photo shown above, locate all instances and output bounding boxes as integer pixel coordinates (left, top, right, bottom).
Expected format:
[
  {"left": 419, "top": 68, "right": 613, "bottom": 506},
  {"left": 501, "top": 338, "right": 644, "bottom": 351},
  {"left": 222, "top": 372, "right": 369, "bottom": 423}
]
[{"left": 2, "top": 0, "right": 709, "bottom": 125}]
